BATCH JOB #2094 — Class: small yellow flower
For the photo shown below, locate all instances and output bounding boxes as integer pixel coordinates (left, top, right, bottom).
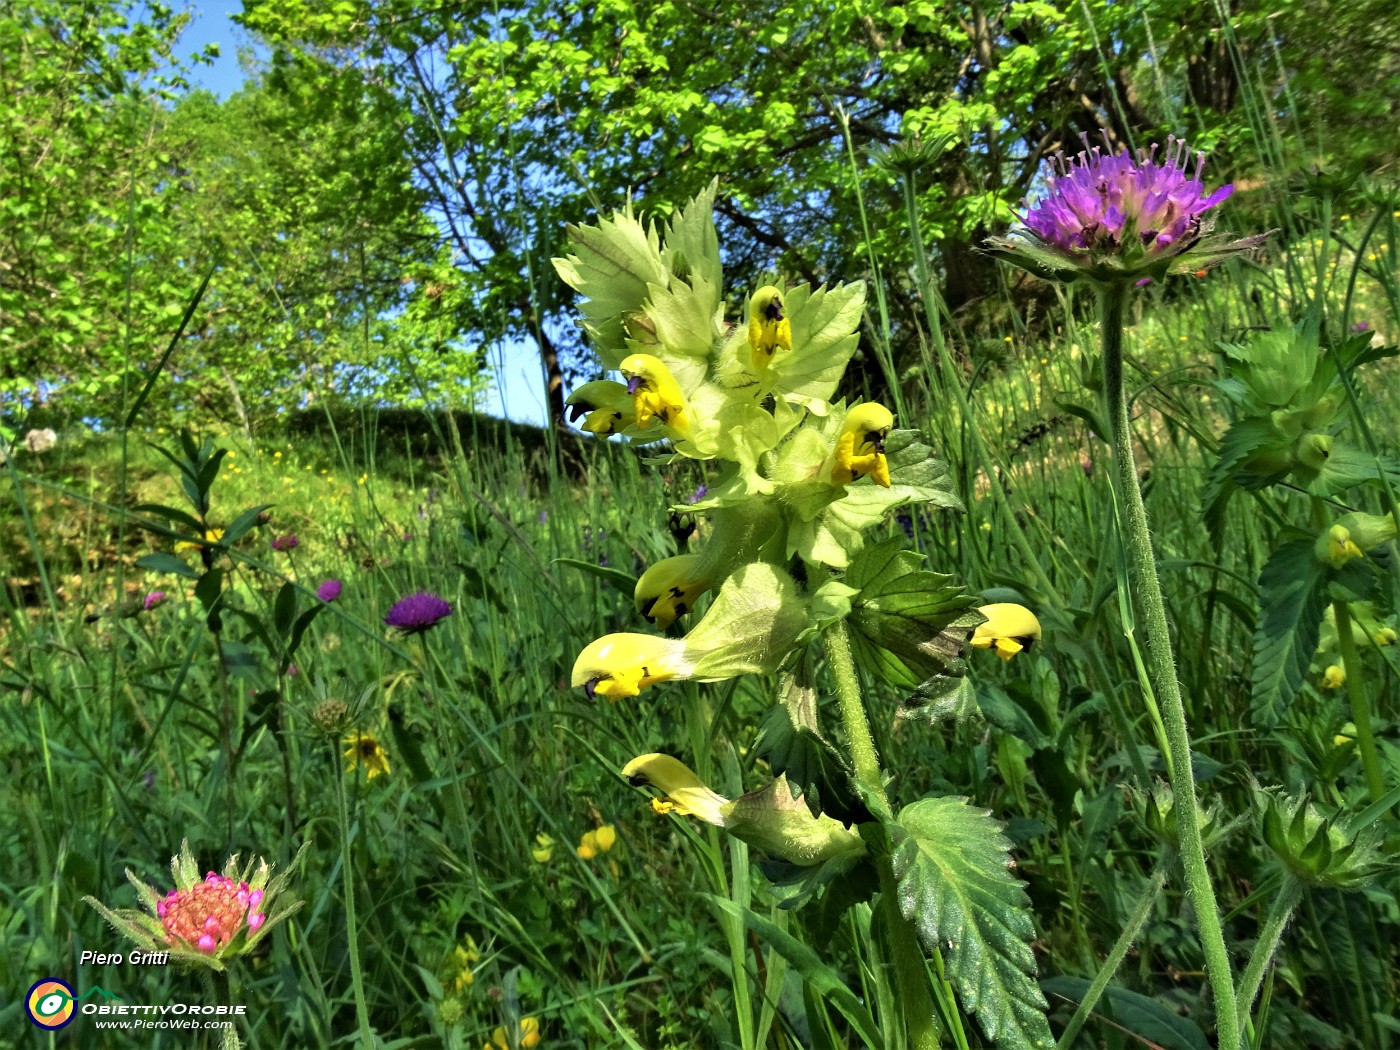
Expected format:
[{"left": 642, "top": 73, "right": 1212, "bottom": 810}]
[
  {"left": 486, "top": 1016, "right": 541, "bottom": 1050},
  {"left": 531, "top": 834, "right": 554, "bottom": 864},
  {"left": 620, "top": 353, "right": 690, "bottom": 432},
  {"left": 831, "top": 403, "right": 893, "bottom": 487},
  {"left": 970, "top": 603, "right": 1042, "bottom": 661},
  {"left": 577, "top": 824, "right": 618, "bottom": 860},
  {"left": 343, "top": 732, "right": 391, "bottom": 779},
  {"left": 174, "top": 528, "right": 225, "bottom": 553},
  {"left": 571, "top": 633, "right": 694, "bottom": 700},
  {"left": 748, "top": 286, "right": 792, "bottom": 371},
  {"left": 1322, "top": 665, "right": 1345, "bottom": 690},
  {"left": 1325, "top": 525, "right": 1363, "bottom": 566}
]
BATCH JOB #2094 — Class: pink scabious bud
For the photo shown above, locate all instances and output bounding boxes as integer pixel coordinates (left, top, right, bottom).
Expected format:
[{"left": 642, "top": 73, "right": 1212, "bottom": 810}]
[
  {"left": 271, "top": 533, "right": 299, "bottom": 552},
  {"left": 198, "top": 934, "right": 216, "bottom": 952},
  {"left": 143, "top": 591, "right": 166, "bottom": 611},
  {"left": 248, "top": 912, "right": 265, "bottom": 931},
  {"left": 987, "top": 132, "right": 1268, "bottom": 285}
]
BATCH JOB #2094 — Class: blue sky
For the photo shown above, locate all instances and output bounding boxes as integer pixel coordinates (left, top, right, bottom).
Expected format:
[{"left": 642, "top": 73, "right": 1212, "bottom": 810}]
[{"left": 170, "top": 3, "right": 550, "bottom": 427}]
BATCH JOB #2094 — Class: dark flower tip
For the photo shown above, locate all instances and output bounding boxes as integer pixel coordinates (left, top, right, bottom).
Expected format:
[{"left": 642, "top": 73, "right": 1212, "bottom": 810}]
[{"left": 383, "top": 591, "right": 452, "bottom": 633}]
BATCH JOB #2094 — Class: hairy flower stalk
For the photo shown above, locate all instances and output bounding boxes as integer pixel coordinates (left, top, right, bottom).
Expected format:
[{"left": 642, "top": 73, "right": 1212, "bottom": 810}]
[{"left": 1100, "top": 282, "right": 1239, "bottom": 1049}]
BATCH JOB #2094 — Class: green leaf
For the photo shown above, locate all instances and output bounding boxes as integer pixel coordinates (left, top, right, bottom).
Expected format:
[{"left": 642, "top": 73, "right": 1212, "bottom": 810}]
[
  {"left": 135, "top": 553, "right": 200, "bottom": 580},
  {"left": 766, "top": 281, "right": 866, "bottom": 410},
  {"left": 1200, "top": 416, "right": 1282, "bottom": 540},
  {"left": 754, "top": 669, "right": 864, "bottom": 824},
  {"left": 222, "top": 504, "right": 273, "bottom": 547},
  {"left": 660, "top": 179, "right": 722, "bottom": 293},
  {"left": 846, "top": 538, "right": 982, "bottom": 688},
  {"left": 551, "top": 556, "right": 638, "bottom": 594},
  {"left": 893, "top": 796, "right": 1053, "bottom": 1049},
  {"left": 273, "top": 581, "right": 298, "bottom": 637},
  {"left": 900, "top": 673, "right": 979, "bottom": 726},
  {"left": 703, "top": 895, "right": 882, "bottom": 1049},
  {"left": 1040, "top": 976, "right": 1210, "bottom": 1050},
  {"left": 1251, "top": 537, "right": 1329, "bottom": 727},
  {"left": 133, "top": 502, "right": 205, "bottom": 533}
]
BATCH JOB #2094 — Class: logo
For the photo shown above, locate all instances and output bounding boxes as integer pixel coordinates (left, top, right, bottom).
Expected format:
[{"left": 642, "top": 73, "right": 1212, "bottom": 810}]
[{"left": 26, "top": 978, "right": 76, "bottom": 1029}]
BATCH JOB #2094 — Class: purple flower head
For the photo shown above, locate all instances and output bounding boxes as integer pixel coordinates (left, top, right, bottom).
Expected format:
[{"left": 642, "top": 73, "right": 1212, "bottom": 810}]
[
  {"left": 989, "top": 133, "right": 1266, "bottom": 284},
  {"left": 1351, "top": 321, "right": 1370, "bottom": 333},
  {"left": 144, "top": 590, "right": 167, "bottom": 611},
  {"left": 687, "top": 484, "right": 709, "bottom": 505},
  {"left": 384, "top": 591, "right": 453, "bottom": 633},
  {"left": 316, "top": 579, "right": 342, "bottom": 602},
  {"left": 271, "top": 534, "right": 299, "bottom": 552}
]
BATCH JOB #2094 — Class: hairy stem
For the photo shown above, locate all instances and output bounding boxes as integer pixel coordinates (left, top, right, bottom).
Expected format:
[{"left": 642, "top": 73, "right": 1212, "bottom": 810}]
[
  {"left": 1099, "top": 281, "right": 1239, "bottom": 1049},
  {"left": 333, "top": 754, "right": 375, "bottom": 1048},
  {"left": 826, "top": 620, "right": 941, "bottom": 1050},
  {"left": 1332, "top": 600, "right": 1385, "bottom": 803},
  {"left": 1235, "top": 875, "right": 1303, "bottom": 1031}
]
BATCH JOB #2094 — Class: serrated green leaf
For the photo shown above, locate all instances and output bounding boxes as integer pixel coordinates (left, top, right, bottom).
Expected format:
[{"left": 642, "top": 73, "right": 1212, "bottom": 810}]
[
  {"left": 1251, "top": 538, "right": 1329, "bottom": 727},
  {"left": 894, "top": 796, "right": 1053, "bottom": 1049},
  {"left": 899, "top": 673, "right": 979, "bottom": 725},
  {"left": 1200, "top": 417, "right": 1282, "bottom": 541},
  {"left": 846, "top": 538, "right": 982, "bottom": 688},
  {"left": 660, "top": 179, "right": 722, "bottom": 293},
  {"left": 703, "top": 895, "right": 883, "bottom": 1049},
  {"left": 766, "top": 281, "right": 866, "bottom": 410},
  {"left": 754, "top": 670, "right": 864, "bottom": 824},
  {"left": 1040, "top": 976, "right": 1210, "bottom": 1050}
]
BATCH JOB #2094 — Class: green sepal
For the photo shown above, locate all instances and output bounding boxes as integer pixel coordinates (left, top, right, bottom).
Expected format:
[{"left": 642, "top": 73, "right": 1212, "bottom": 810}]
[
  {"left": 687, "top": 563, "right": 808, "bottom": 678},
  {"left": 760, "top": 281, "right": 866, "bottom": 413}
]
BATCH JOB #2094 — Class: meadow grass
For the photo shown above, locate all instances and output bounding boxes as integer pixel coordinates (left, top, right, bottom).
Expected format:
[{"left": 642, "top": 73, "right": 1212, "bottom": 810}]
[{"left": 2, "top": 199, "right": 1399, "bottom": 1049}]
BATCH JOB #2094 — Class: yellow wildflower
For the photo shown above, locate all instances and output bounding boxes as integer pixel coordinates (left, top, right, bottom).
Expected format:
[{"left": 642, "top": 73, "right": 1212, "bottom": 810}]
[
  {"left": 635, "top": 555, "right": 709, "bottom": 629},
  {"left": 830, "top": 403, "right": 893, "bottom": 487},
  {"left": 174, "top": 528, "right": 225, "bottom": 554},
  {"left": 531, "top": 834, "right": 554, "bottom": 864},
  {"left": 1322, "top": 665, "right": 1345, "bottom": 690},
  {"left": 970, "top": 603, "right": 1042, "bottom": 661},
  {"left": 485, "top": 1016, "right": 541, "bottom": 1050},
  {"left": 620, "top": 353, "right": 690, "bottom": 432},
  {"left": 343, "top": 732, "right": 391, "bottom": 779},
  {"left": 577, "top": 824, "right": 618, "bottom": 860},
  {"left": 449, "top": 937, "right": 480, "bottom": 992},
  {"left": 571, "top": 633, "right": 695, "bottom": 700},
  {"left": 748, "top": 286, "right": 793, "bottom": 371}
]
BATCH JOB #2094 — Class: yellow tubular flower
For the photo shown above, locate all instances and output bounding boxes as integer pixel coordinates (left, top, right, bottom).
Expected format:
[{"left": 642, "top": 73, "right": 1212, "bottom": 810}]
[
  {"left": 622, "top": 754, "right": 731, "bottom": 825},
  {"left": 748, "top": 286, "right": 793, "bottom": 371},
  {"left": 566, "top": 380, "right": 635, "bottom": 436},
  {"left": 635, "top": 554, "right": 710, "bottom": 629},
  {"left": 571, "top": 634, "right": 695, "bottom": 700},
  {"left": 831, "top": 403, "right": 894, "bottom": 487},
  {"left": 619, "top": 353, "right": 690, "bottom": 432},
  {"left": 531, "top": 834, "right": 554, "bottom": 864},
  {"left": 486, "top": 1018, "right": 541, "bottom": 1050},
  {"left": 1322, "top": 664, "right": 1345, "bottom": 689},
  {"left": 970, "top": 603, "right": 1042, "bottom": 661},
  {"left": 576, "top": 831, "right": 600, "bottom": 860}
]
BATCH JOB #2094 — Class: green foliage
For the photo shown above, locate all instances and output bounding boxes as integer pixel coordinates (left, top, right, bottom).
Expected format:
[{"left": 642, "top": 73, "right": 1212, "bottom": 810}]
[
  {"left": 1251, "top": 535, "right": 1330, "bottom": 726},
  {"left": 893, "top": 797, "right": 1054, "bottom": 1049}
]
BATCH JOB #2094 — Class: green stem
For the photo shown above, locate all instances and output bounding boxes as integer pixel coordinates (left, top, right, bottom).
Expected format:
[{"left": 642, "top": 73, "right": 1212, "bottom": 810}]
[
  {"left": 1055, "top": 853, "right": 1172, "bottom": 1049},
  {"left": 826, "top": 620, "right": 941, "bottom": 1050},
  {"left": 1332, "top": 600, "right": 1385, "bottom": 802},
  {"left": 1098, "top": 281, "right": 1239, "bottom": 1050},
  {"left": 1234, "top": 876, "right": 1303, "bottom": 1032},
  {"left": 333, "top": 753, "right": 376, "bottom": 1049}
]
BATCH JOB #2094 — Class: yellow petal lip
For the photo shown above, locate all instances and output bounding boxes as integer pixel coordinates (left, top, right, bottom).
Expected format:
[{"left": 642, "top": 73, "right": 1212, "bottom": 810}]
[
  {"left": 622, "top": 753, "right": 730, "bottom": 825},
  {"left": 572, "top": 633, "right": 693, "bottom": 700},
  {"left": 619, "top": 353, "right": 690, "bottom": 431},
  {"left": 748, "top": 286, "right": 793, "bottom": 370},
  {"left": 970, "top": 603, "right": 1042, "bottom": 661},
  {"left": 832, "top": 402, "right": 895, "bottom": 487}
]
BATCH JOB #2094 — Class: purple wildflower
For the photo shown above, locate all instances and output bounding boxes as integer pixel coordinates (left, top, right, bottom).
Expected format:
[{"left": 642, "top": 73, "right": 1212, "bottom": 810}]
[
  {"left": 990, "top": 133, "right": 1265, "bottom": 283},
  {"left": 143, "top": 590, "right": 167, "bottom": 610},
  {"left": 271, "top": 534, "right": 299, "bottom": 552},
  {"left": 687, "top": 484, "right": 709, "bottom": 504},
  {"left": 1351, "top": 321, "right": 1370, "bottom": 333},
  {"left": 383, "top": 591, "right": 453, "bottom": 633},
  {"left": 316, "top": 579, "right": 342, "bottom": 602},
  {"left": 1023, "top": 135, "right": 1232, "bottom": 257}
]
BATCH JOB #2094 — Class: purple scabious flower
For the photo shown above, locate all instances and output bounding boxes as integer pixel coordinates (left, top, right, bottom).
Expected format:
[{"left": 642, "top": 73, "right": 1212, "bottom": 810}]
[
  {"left": 271, "top": 534, "right": 299, "bottom": 552},
  {"left": 989, "top": 133, "right": 1266, "bottom": 284},
  {"left": 316, "top": 579, "right": 342, "bottom": 602},
  {"left": 383, "top": 591, "right": 452, "bottom": 633},
  {"left": 143, "top": 590, "right": 167, "bottom": 610},
  {"left": 1024, "top": 135, "right": 1232, "bottom": 255}
]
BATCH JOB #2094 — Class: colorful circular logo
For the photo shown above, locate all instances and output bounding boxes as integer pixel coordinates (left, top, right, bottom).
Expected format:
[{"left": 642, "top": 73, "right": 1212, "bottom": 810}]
[{"left": 26, "top": 978, "right": 76, "bottom": 1029}]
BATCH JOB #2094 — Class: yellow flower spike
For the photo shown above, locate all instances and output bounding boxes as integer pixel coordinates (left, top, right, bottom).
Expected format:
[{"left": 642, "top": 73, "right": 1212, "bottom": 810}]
[
  {"left": 635, "top": 554, "right": 710, "bottom": 629},
  {"left": 748, "top": 285, "right": 793, "bottom": 371},
  {"left": 1322, "top": 665, "right": 1345, "bottom": 689},
  {"left": 830, "top": 403, "right": 894, "bottom": 487},
  {"left": 571, "top": 633, "right": 695, "bottom": 701},
  {"left": 342, "top": 732, "right": 392, "bottom": 778},
  {"left": 622, "top": 754, "right": 731, "bottom": 826},
  {"left": 531, "top": 834, "right": 554, "bottom": 864},
  {"left": 619, "top": 353, "right": 690, "bottom": 432},
  {"left": 970, "top": 603, "right": 1043, "bottom": 662}
]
